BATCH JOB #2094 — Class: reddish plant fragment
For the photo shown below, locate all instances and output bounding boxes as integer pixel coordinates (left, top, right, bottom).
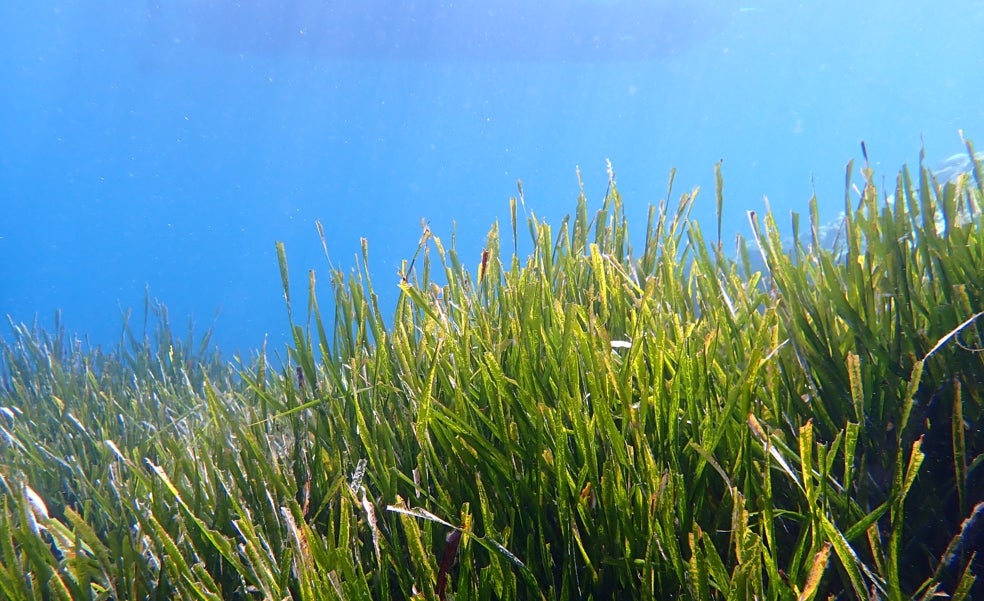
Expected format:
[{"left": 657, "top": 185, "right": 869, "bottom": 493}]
[{"left": 436, "top": 529, "right": 462, "bottom": 601}]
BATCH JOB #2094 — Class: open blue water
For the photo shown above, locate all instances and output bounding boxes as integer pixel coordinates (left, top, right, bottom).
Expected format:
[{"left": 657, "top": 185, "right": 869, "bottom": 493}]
[{"left": 2, "top": 1, "right": 982, "bottom": 357}]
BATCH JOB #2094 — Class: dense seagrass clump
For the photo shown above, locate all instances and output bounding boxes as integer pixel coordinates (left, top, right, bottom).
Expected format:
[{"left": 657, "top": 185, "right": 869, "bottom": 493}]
[{"left": 1, "top": 145, "right": 982, "bottom": 600}]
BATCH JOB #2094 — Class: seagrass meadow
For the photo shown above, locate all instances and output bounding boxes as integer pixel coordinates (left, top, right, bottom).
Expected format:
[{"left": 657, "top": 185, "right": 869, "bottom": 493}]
[{"left": 2, "top": 145, "right": 983, "bottom": 601}]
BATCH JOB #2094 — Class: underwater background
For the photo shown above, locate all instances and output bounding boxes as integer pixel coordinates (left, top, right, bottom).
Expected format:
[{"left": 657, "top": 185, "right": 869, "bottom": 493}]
[{"left": 1, "top": 0, "right": 982, "bottom": 356}]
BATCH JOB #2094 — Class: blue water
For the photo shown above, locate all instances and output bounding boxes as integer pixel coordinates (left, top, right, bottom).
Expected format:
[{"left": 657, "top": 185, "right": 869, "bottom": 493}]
[{"left": 2, "top": 1, "right": 982, "bottom": 356}]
